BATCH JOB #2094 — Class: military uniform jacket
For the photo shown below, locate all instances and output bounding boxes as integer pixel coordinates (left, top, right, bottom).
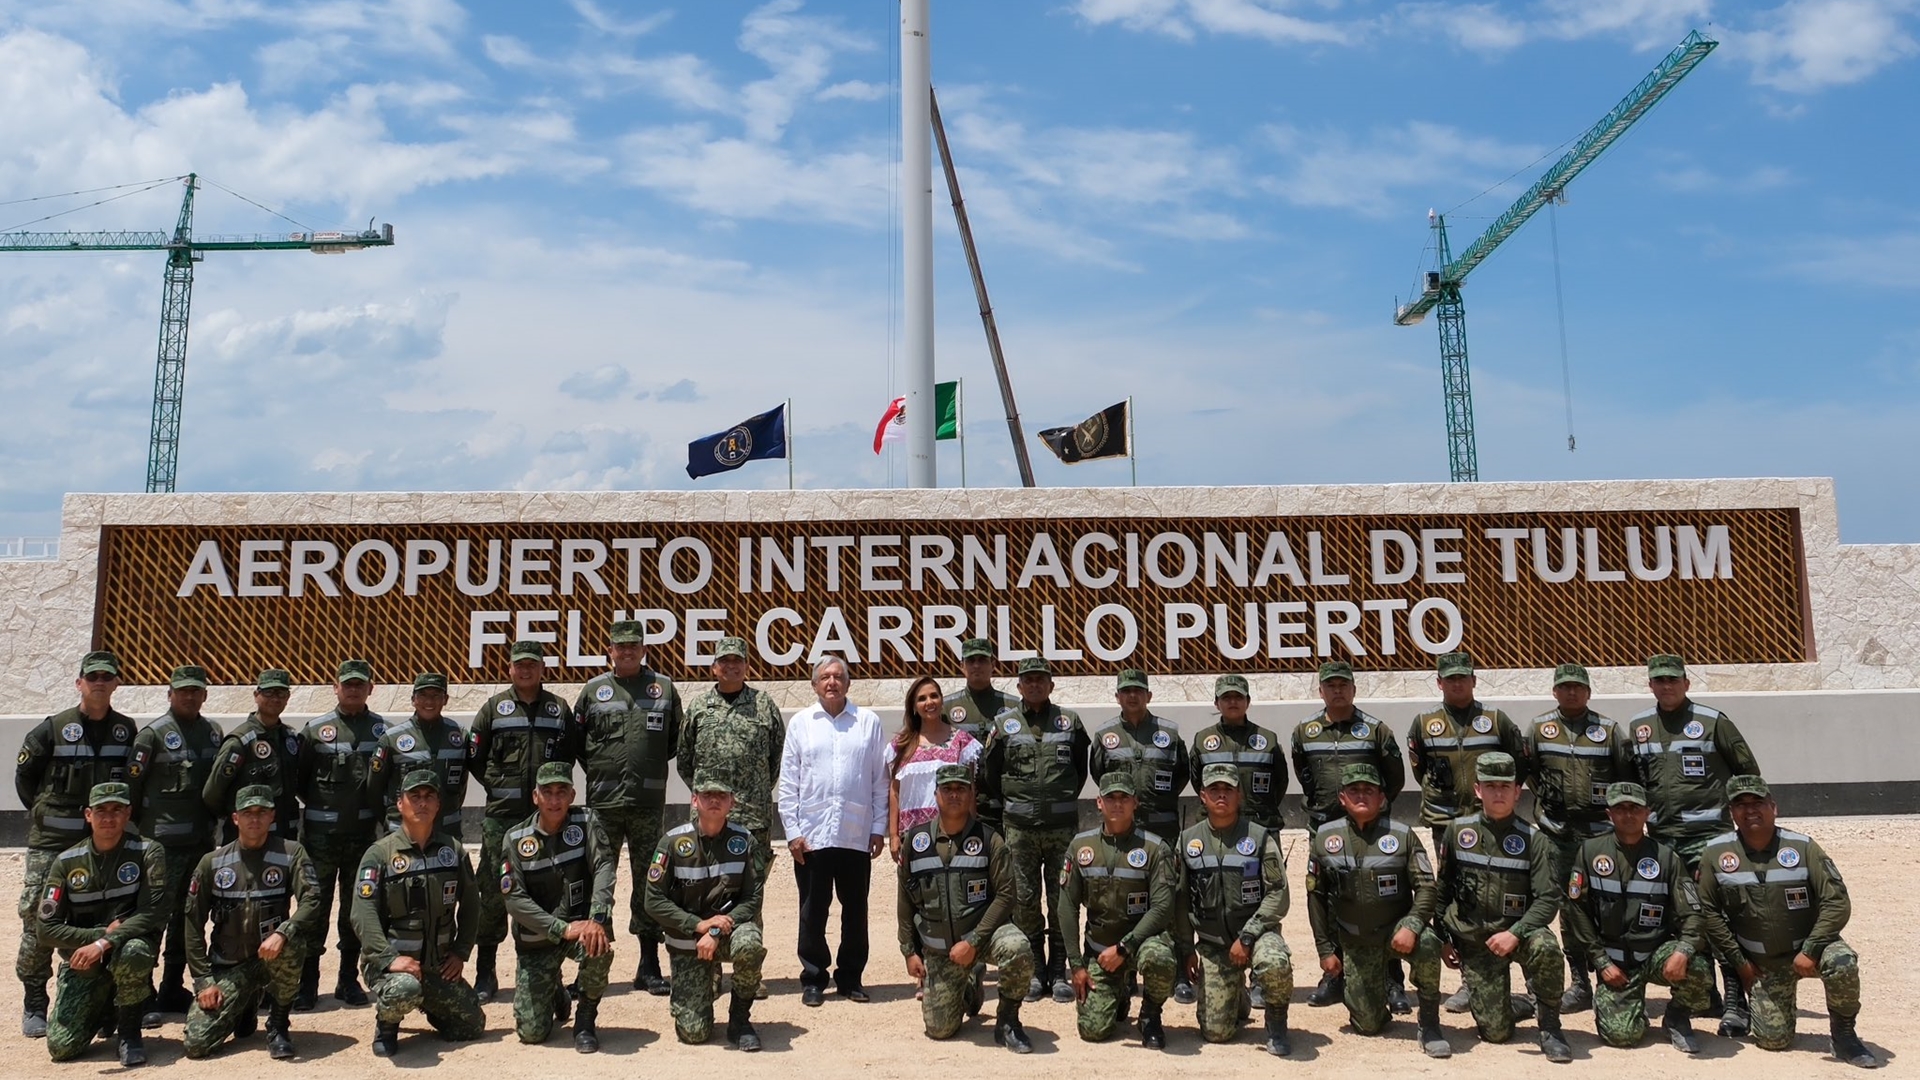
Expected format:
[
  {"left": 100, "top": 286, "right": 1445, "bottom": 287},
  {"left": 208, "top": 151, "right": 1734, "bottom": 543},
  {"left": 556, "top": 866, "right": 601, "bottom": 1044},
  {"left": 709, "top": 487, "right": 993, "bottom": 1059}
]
[
  {"left": 1291, "top": 710, "right": 1405, "bottom": 821},
  {"left": 1188, "top": 719, "right": 1287, "bottom": 828},
  {"left": 643, "top": 820, "right": 764, "bottom": 951},
  {"left": 1173, "top": 818, "right": 1287, "bottom": 950},
  {"left": 1407, "top": 702, "right": 1526, "bottom": 826},
  {"left": 1436, "top": 812, "right": 1559, "bottom": 944},
  {"left": 502, "top": 805, "right": 617, "bottom": 949},
  {"left": 981, "top": 702, "right": 1089, "bottom": 832},
  {"left": 128, "top": 711, "right": 225, "bottom": 848},
  {"left": 203, "top": 716, "right": 303, "bottom": 834},
  {"left": 370, "top": 715, "right": 469, "bottom": 834},
  {"left": 350, "top": 829, "right": 476, "bottom": 973},
  {"left": 677, "top": 685, "right": 784, "bottom": 832},
  {"left": 1561, "top": 831, "right": 1700, "bottom": 972},
  {"left": 1089, "top": 713, "right": 1189, "bottom": 834},
  {"left": 296, "top": 708, "right": 387, "bottom": 834},
  {"left": 15, "top": 707, "right": 137, "bottom": 851},
  {"left": 1061, "top": 826, "right": 1177, "bottom": 969},
  {"left": 896, "top": 815, "right": 1014, "bottom": 957},
  {"left": 1304, "top": 814, "right": 1436, "bottom": 958},
  {"left": 469, "top": 688, "right": 577, "bottom": 823},
  {"left": 1626, "top": 701, "right": 1760, "bottom": 846},
  {"left": 1524, "top": 709, "right": 1633, "bottom": 838},
  {"left": 184, "top": 837, "right": 323, "bottom": 981},
  {"left": 36, "top": 834, "right": 168, "bottom": 954},
  {"left": 575, "top": 669, "right": 681, "bottom": 811},
  {"left": 942, "top": 685, "right": 1015, "bottom": 821},
  {"left": 1697, "top": 828, "right": 1849, "bottom": 964}
]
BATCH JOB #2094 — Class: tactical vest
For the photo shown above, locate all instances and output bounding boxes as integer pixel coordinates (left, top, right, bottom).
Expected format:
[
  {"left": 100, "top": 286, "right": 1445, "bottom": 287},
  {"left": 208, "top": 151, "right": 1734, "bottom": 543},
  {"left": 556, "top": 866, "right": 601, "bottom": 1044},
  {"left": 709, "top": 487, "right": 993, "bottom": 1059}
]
[
  {"left": 577, "top": 671, "right": 677, "bottom": 810},
  {"left": 1628, "top": 704, "right": 1738, "bottom": 842},
  {"left": 1190, "top": 721, "right": 1283, "bottom": 826},
  {"left": 1067, "top": 827, "right": 1167, "bottom": 954},
  {"left": 202, "top": 839, "right": 298, "bottom": 967},
  {"left": 1091, "top": 715, "right": 1183, "bottom": 833},
  {"left": 651, "top": 821, "right": 754, "bottom": 951},
  {"left": 1703, "top": 829, "right": 1822, "bottom": 960},
  {"left": 943, "top": 687, "right": 1013, "bottom": 820},
  {"left": 1409, "top": 703, "right": 1508, "bottom": 825},
  {"left": 301, "top": 710, "right": 385, "bottom": 831},
  {"left": 1528, "top": 710, "right": 1626, "bottom": 836},
  {"left": 208, "top": 718, "right": 302, "bottom": 832},
  {"left": 131, "top": 712, "right": 224, "bottom": 847},
  {"left": 504, "top": 806, "right": 599, "bottom": 947},
  {"left": 23, "top": 709, "right": 136, "bottom": 850},
  {"left": 1441, "top": 813, "right": 1542, "bottom": 940},
  {"left": 378, "top": 717, "right": 468, "bottom": 832},
  {"left": 474, "top": 690, "right": 574, "bottom": 821},
  {"left": 1569, "top": 833, "right": 1683, "bottom": 967},
  {"left": 1179, "top": 819, "right": 1274, "bottom": 947},
  {"left": 42, "top": 836, "right": 157, "bottom": 936},
  {"left": 368, "top": 834, "right": 465, "bottom": 963},
  {"left": 1295, "top": 711, "right": 1394, "bottom": 820},
  {"left": 681, "top": 686, "right": 782, "bottom": 831},
  {"left": 994, "top": 704, "right": 1084, "bottom": 830},
  {"left": 1311, "top": 816, "right": 1421, "bottom": 939},
  {"left": 901, "top": 817, "right": 996, "bottom": 952}
]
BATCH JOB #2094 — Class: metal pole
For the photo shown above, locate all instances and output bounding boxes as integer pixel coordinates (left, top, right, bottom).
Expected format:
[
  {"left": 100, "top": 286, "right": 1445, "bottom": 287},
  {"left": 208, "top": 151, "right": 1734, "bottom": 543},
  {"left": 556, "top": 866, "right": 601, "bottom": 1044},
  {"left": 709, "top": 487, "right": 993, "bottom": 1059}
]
[
  {"left": 1127, "top": 397, "right": 1138, "bottom": 487},
  {"left": 957, "top": 378, "right": 968, "bottom": 488},
  {"left": 786, "top": 398, "right": 795, "bottom": 491},
  {"left": 901, "top": 0, "right": 936, "bottom": 488}
]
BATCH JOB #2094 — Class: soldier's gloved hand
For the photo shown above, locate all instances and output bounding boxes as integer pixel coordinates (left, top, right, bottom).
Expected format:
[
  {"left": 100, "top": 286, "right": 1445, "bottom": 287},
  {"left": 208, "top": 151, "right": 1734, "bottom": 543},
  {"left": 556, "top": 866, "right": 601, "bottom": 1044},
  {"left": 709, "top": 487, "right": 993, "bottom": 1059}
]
[
  {"left": 1599, "top": 963, "right": 1629, "bottom": 990},
  {"left": 1071, "top": 967, "right": 1092, "bottom": 1003},
  {"left": 1792, "top": 952, "right": 1818, "bottom": 978},
  {"left": 906, "top": 954, "right": 926, "bottom": 980},
  {"left": 1390, "top": 928, "right": 1417, "bottom": 955},
  {"left": 947, "top": 939, "right": 977, "bottom": 968},
  {"left": 1662, "top": 951, "right": 1691, "bottom": 984},
  {"left": 197, "top": 985, "right": 225, "bottom": 1011},
  {"left": 258, "top": 931, "right": 287, "bottom": 961},
  {"left": 1485, "top": 930, "right": 1520, "bottom": 958},
  {"left": 1321, "top": 955, "right": 1343, "bottom": 978},
  {"left": 1096, "top": 945, "right": 1126, "bottom": 973}
]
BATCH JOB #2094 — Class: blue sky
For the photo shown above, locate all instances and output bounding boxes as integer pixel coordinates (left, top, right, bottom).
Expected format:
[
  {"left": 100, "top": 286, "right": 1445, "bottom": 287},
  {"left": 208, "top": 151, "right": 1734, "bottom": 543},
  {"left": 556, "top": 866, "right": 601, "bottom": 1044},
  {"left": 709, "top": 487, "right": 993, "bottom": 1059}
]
[{"left": 0, "top": 0, "right": 1916, "bottom": 540}]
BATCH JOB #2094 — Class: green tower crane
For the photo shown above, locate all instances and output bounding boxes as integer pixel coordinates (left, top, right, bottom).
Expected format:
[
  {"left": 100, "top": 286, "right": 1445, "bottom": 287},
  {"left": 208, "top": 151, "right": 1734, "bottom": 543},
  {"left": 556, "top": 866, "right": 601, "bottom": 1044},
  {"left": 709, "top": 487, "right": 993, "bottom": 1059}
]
[
  {"left": 0, "top": 173, "right": 395, "bottom": 492},
  {"left": 1394, "top": 30, "right": 1716, "bottom": 482}
]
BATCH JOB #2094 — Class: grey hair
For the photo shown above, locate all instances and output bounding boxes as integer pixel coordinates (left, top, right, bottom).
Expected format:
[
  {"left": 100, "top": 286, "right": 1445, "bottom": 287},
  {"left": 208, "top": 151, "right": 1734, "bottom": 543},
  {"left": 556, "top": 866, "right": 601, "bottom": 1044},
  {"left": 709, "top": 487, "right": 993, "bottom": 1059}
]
[{"left": 811, "top": 654, "right": 850, "bottom": 681}]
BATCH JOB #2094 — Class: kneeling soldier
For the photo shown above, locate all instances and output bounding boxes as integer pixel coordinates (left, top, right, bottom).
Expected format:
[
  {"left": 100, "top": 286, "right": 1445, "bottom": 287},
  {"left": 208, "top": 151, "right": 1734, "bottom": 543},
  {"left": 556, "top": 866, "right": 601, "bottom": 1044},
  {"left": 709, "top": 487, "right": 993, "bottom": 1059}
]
[
  {"left": 898, "top": 764, "right": 1035, "bottom": 1052},
  {"left": 39, "top": 783, "right": 166, "bottom": 1066},
  {"left": 1698, "top": 776, "right": 1879, "bottom": 1068},
  {"left": 644, "top": 776, "right": 766, "bottom": 1049},
  {"left": 502, "top": 762, "right": 616, "bottom": 1052},
  {"left": 1561, "top": 781, "right": 1711, "bottom": 1053},
  {"left": 182, "top": 785, "right": 323, "bottom": 1059},
  {"left": 349, "top": 770, "right": 484, "bottom": 1056},
  {"left": 1063, "top": 772, "right": 1178, "bottom": 1048}
]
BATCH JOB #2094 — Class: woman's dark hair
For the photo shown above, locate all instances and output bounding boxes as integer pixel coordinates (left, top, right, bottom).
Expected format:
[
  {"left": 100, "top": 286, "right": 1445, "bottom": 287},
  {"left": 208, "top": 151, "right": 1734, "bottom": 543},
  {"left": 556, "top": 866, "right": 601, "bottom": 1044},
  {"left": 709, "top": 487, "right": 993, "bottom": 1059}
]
[{"left": 892, "top": 676, "right": 943, "bottom": 775}]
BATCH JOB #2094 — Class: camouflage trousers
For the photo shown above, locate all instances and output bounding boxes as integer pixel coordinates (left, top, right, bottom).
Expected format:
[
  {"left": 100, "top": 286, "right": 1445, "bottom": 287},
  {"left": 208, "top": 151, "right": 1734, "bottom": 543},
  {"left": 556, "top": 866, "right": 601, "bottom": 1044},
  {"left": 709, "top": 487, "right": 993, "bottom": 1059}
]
[
  {"left": 514, "top": 942, "right": 615, "bottom": 1044},
  {"left": 1077, "top": 932, "right": 1176, "bottom": 1043},
  {"left": 15, "top": 848, "right": 56, "bottom": 990},
  {"left": 1193, "top": 934, "right": 1293, "bottom": 1043},
  {"left": 46, "top": 938, "right": 157, "bottom": 1061},
  {"left": 305, "top": 827, "right": 375, "bottom": 956},
  {"left": 1341, "top": 927, "right": 1444, "bottom": 1035},
  {"left": 595, "top": 804, "right": 665, "bottom": 939},
  {"left": 476, "top": 817, "right": 513, "bottom": 947},
  {"left": 665, "top": 922, "right": 765, "bottom": 1044},
  {"left": 1459, "top": 929, "right": 1564, "bottom": 1043},
  {"left": 1003, "top": 826, "right": 1073, "bottom": 965},
  {"left": 1593, "top": 941, "right": 1712, "bottom": 1047},
  {"left": 921, "top": 923, "right": 1033, "bottom": 1039},
  {"left": 1746, "top": 941, "right": 1860, "bottom": 1052},
  {"left": 368, "top": 968, "right": 486, "bottom": 1038},
  {"left": 158, "top": 844, "right": 213, "bottom": 984},
  {"left": 182, "top": 954, "right": 305, "bottom": 1058}
]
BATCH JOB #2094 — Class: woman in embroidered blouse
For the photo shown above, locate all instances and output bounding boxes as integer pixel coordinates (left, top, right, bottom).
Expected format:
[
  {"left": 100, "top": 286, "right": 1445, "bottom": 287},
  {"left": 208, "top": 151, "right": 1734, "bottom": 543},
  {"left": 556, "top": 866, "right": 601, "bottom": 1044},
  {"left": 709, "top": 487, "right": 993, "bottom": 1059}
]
[{"left": 885, "top": 676, "right": 982, "bottom": 862}]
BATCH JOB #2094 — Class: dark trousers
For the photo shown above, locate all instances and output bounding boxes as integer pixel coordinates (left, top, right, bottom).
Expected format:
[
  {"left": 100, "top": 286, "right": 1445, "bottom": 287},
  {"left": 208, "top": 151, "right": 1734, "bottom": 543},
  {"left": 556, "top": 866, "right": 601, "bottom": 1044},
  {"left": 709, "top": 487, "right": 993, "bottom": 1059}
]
[{"left": 793, "top": 846, "right": 871, "bottom": 992}]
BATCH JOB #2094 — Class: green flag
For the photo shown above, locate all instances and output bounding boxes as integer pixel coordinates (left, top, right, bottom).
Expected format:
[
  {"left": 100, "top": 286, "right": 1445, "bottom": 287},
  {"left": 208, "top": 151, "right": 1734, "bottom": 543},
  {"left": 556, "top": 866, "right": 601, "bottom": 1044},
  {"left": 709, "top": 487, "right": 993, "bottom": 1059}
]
[{"left": 936, "top": 380, "right": 958, "bottom": 441}]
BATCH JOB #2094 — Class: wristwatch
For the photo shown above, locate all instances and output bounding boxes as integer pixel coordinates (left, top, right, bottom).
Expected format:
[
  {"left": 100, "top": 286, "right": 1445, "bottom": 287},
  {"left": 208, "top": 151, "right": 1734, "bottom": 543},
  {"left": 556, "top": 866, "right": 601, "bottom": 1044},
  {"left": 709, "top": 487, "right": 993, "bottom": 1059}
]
[
  {"left": 1238, "top": 932, "right": 1258, "bottom": 950},
  {"left": 707, "top": 926, "right": 723, "bottom": 939},
  {"left": 591, "top": 913, "right": 611, "bottom": 928}
]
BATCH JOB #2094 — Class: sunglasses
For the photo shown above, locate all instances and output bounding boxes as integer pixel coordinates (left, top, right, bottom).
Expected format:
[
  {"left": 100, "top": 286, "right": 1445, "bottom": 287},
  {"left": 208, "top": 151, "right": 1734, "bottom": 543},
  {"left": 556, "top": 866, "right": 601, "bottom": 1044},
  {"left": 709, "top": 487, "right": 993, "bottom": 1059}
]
[{"left": 82, "top": 672, "right": 119, "bottom": 683}]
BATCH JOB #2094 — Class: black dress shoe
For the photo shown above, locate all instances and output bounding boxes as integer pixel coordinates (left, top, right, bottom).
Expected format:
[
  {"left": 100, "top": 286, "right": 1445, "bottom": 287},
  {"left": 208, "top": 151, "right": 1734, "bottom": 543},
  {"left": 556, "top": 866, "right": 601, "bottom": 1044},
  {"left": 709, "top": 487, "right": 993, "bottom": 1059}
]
[
  {"left": 839, "top": 986, "right": 871, "bottom": 1003},
  {"left": 801, "top": 985, "right": 826, "bottom": 1007}
]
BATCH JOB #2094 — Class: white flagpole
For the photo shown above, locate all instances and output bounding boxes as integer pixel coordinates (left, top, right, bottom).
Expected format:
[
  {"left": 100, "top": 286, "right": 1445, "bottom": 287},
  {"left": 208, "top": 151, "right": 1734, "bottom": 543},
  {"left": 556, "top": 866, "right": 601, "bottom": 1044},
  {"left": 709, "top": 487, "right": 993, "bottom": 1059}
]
[
  {"left": 786, "top": 399, "right": 795, "bottom": 491},
  {"left": 957, "top": 378, "right": 968, "bottom": 488},
  {"left": 1127, "top": 396, "right": 1137, "bottom": 487},
  {"left": 902, "top": 0, "right": 936, "bottom": 488}
]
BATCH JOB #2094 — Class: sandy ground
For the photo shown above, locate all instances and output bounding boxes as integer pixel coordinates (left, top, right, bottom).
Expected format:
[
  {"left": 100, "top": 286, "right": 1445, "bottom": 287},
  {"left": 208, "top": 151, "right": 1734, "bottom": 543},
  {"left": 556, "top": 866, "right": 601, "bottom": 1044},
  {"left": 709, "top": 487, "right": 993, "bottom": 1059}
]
[{"left": 0, "top": 815, "right": 1910, "bottom": 1079}]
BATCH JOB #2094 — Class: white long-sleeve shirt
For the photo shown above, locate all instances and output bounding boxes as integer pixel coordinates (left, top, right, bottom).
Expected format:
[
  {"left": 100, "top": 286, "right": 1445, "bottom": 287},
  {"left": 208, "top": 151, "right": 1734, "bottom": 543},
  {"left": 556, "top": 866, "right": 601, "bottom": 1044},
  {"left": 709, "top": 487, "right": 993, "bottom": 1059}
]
[{"left": 776, "top": 699, "right": 891, "bottom": 852}]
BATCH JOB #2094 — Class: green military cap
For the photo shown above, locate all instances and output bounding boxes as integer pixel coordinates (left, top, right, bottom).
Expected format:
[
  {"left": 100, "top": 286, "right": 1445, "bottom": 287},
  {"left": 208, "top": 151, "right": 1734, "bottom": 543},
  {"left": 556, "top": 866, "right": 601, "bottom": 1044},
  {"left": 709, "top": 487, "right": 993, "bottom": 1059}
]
[
  {"left": 255, "top": 668, "right": 292, "bottom": 690},
  {"left": 1317, "top": 661, "right": 1354, "bottom": 683},
  {"left": 509, "top": 640, "right": 545, "bottom": 662},
  {"left": 534, "top": 762, "right": 574, "bottom": 788},
  {"left": 169, "top": 664, "right": 210, "bottom": 690},
  {"left": 1115, "top": 668, "right": 1150, "bottom": 691},
  {"left": 234, "top": 785, "right": 276, "bottom": 812},
  {"left": 1552, "top": 662, "right": 1591, "bottom": 688},
  {"left": 609, "top": 620, "right": 644, "bottom": 645},
  {"left": 714, "top": 636, "right": 750, "bottom": 660},
  {"left": 1436, "top": 651, "right": 1475, "bottom": 678},
  {"left": 1726, "top": 774, "right": 1771, "bottom": 801},
  {"left": 1340, "top": 763, "right": 1383, "bottom": 789},
  {"left": 1475, "top": 751, "right": 1519, "bottom": 782},
  {"left": 79, "top": 650, "right": 121, "bottom": 677},
  {"left": 1199, "top": 762, "right": 1240, "bottom": 788},
  {"left": 88, "top": 782, "right": 131, "bottom": 807},
  {"left": 934, "top": 763, "right": 974, "bottom": 787},
  {"left": 412, "top": 672, "right": 448, "bottom": 692},
  {"left": 1097, "top": 771, "right": 1136, "bottom": 797},
  {"left": 1604, "top": 781, "right": 1649, "bottom": 807},
  {"left": 1016, "top": 657, "right": 1052, "bottom": 677},
  {"left": 1213, "top": 674, "right": 1250, "bottom": 698},
  {"left": 1647, "top": 654, "right": 1686, "bottom": 679},
  {"left": 960, "top": 638, "right": 994, "bottom": 660},
  {"left": 336, "top": 658, "right": 373, "bottom": 683},
  {"left": 691, "top": 775, "right": 734, "bottom": 796},
  {"left": 401, "top": 769, "right": 440, "bottom": 793}
]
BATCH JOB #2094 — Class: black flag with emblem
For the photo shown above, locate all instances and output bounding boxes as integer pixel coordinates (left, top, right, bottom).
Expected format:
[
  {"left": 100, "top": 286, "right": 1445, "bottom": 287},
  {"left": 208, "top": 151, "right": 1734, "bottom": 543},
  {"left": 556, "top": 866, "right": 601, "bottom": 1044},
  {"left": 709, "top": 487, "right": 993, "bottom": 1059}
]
[{"left": 1038, "top": 400, "right": 1129, "bottom": 463}]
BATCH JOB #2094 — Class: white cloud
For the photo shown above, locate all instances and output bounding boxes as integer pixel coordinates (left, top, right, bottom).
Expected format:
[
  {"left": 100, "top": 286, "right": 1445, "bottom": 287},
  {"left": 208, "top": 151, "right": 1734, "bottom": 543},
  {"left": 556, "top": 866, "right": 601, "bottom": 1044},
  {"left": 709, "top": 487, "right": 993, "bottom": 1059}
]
[
  {"left": 1782, "top": 229, "right": 1920, "bottom": 289},
  {"left": 617, "top": 124, "right": 890, "bottom": 226},
  {"left": 1258, "top": 121, "right": 1545, "bottom": 217},
  {"left": 1072, "top": 0, "right": 1348, "bottom": 45},
  {"left": 1653, "top": 163, "right": 1795, "bottom": 194},
  {"left": 1732, "top": 0, "right": 1920, "bottom": 91},
  {"left": 569, "top": 0, "right": 672, "bottom": 39}
]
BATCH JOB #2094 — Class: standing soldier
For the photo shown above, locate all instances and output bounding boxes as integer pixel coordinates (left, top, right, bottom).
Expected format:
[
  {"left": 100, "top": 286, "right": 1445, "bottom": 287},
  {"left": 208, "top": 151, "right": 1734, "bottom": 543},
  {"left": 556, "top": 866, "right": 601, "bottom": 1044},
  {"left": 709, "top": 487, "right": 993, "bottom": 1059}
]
[
  {"left": 1523, "top": 662, "right": 1633, "bottom": 1014},
  {"left": 181, "top": 785, "right": 324, "bottom": 1060},
  {"left": 644, "top": 777, "right": 767, "bottom": 1050},
  {"left": 897, "top": 764, "right": 1034, "bottom": 1053},
  {"left": 574, "top": 619, "right": 681, "bottom": 995},
  {"left": 501, "top": 762, "right": 616, "bottom": 1052},
  {"left": 1174, "top": 762, "right": 1293, "bottom": 1055},
  {"left": 38, "top": 782, "right": 166, "bottom": 1066},
  {"left": 126, "top": 663, "right": 225, "bottom": 1024},
  {"left": 1292, "top": 660, "right": 1404, "bottom": 1007},
  {"left": 350, "top": 770, "right": 485, "bottom": 1057},
  {"left": 1062, "top": 773, "right": 1178, "bottom": 1048},
  {"left": 1559, "top": 781, "right": 1711, "bottom": 1053},
  {"left": 1304, "top": 764, "right": 1451, "bottom": 1057},
  {"left": 1434, "top": 752, "right": 1570, "bottom": 1063},
  {"left": 369, "top": 674, "right": 468, "bottom": 838},
  {"left": 203, "top": 670, "right": 302, "bottom": 841},
  {"left": 292, "top": 659, "right": 386, "bottom": 1010},
  {"left": 1697, "top": 776, "right": 1880, "bottom": 1068},
  {"left": 467, "top": 640, "right": 578, "bottom": 1003},
  {"left": 15, "top": 650, "right": 137, "bottom": 1039},
  {"left": 943, "top": 639, "right": 1013, "bottom": 829},
  {"left": 1188, "top": 674, "right": 1285, "bottom": 832},
  {"left": 978, "top": 656, "right": 1090, "bottom": 1004}
]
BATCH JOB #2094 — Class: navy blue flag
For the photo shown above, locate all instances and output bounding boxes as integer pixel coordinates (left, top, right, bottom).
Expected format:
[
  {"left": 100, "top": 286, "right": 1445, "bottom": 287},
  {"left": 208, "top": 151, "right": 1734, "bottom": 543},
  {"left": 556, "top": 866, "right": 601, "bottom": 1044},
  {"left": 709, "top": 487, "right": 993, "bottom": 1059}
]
[{"left": 687, "top": 404, "right": 788, "bottom": 479}]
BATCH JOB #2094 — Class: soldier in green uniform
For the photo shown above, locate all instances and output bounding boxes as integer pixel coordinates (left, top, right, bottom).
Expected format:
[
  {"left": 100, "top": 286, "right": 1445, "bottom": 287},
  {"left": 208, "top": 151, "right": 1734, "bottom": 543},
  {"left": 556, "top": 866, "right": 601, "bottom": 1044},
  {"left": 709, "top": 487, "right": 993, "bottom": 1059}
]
[
  {"left": 943, "top": 638, "right": 1014, "bottom": 829},
  {"left": 15, "top": 650, "right": 137, "bottom": 1038},
  {"left": 979, "top": 656, "right": 1090, "bottom": 1004},
  {"left": 501, "top": 762, "right": 617, "bottom": 1052},
  {"left": 467, "top": 639, "right": 578, "bottom": 1002},
  {"left": 678, "top": 636, "right": 784, "bottom": 881},
  {"left": 349, "top": 770, "right": 484, "bottom": 1057},
  {"left": 643, "top": 776, "right": 766, "bottom": 1050},
  {"left": 38, "top": 782, "right": 166, "bottom": 1066},
  {"left": 292, "top": 658, "right": 387, "bottom": 1010},
  {"left": 1435, "top": 751, "right": 1571, "bottom": 1062},
  {"left": 369, "top": 674, "right": 468, "bottom": 837},
  {"left": 1063, "top": 772, "right": 1177, "bottom": 1047},
  {"left": 1697, "top": 776, "right": 1879, "bottom": 1068},
  {"left": 1304, "top": 764, "right": 1451, "bottom": 1057},
  {"left": 574, "top": 619, "right": 681, "bottom": 995},
  {"left": 1174, "top": 762, "right": 1293, "bottom": 1055},
  {"left": 1523, "top": 662, "right": 1633, "bottom": 1014},
  {"left": 126, "top": 663, "right": 225, "bottom": 1023},
  {"left": 181, "top": 785, "right": 324, "bottom": 1060},
  {"left": 1292, "top": 660, "right": 1404, "bottom": 1007},
  {"left": 1559, "top": 781, "right": 1711, "bottom": 1053},
  {"left": 203, "top": 670, "right": 302, "bottom": 841},
  {"left": 1188, "top": 674, "right": 1285, "bottom": 832},
  {"left": 898, "top": 764, "right": 1034, "bottom": 1052}
]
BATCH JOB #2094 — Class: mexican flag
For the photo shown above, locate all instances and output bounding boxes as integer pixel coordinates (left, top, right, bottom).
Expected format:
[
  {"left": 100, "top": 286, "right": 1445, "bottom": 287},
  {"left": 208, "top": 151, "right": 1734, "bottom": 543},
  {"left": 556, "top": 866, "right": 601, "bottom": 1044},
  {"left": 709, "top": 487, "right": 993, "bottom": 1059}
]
[{"left": 873, "top": 380, "right": 958, "bottom": 453}]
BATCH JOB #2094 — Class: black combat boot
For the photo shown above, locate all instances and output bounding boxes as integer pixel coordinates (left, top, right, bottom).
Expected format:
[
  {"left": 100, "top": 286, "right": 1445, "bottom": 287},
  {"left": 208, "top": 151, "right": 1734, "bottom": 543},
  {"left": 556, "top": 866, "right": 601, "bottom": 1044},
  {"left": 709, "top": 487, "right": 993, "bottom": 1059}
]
[
  {"left": 117, "top": 1004, "right": 148, "bottom": 1067},
  {"left": 473, "top": 946, "right": 499, "bottom": 1004},
  {"left": 553, "top": 984, "right": 572, "bottom": 1025},
  {"left": 1387, "top": 959, "right": 1413, "bottom": 1014},
  {"left": 141, "top": 991, "right": 164, "bottom": 1030},
  {"left": 1173, "top": 974, "right": 1197, "bottom": 1006},
  {"left": 293, "top": 955, "right": 320, "bottom": 1012},
  {"left": 993, "top": 998, "right": 1032, "bottom": 1054},
  {"left": 1561, "top": 963, "right": 1593, "bottom": 1013},
  {"left": 371, "top": 1019, "right": 401, "bottom": 1057},
  {"left": 155, "top": 962, "right": 194, "bottom": 1013},
  {"left": 233, "top": 990, "right": 259, "bottom": 1038},
  {"left": 1308, "top": 969, "right": 1344, "bottom": 1007},
  {"left": 22, "top": 982, "right": 49, "bottom": 1038},
  {"left": 1264, "top": 1002, "right": 1293, "bottom": 1057},
  {"left": 725, "top": 995, "right": 760, "bottom": 1052},
  {"left": 573, "top": 997, "right": 600, "bottom": 1054},
  {"left": 637, "top": 939, "right": 670, "bottom": 996},
  {"left": 1717, "top": 961, "right": 1750, "bottom": 1038},
  {"left": 1662, "top": 1003, "right": 1699, "bottom": 1054},
  {"left": 1537, "top": 1005, "right": 1572, "bottom": 1064},
  {"left": 1418, "top": 999, "right": 1453, "bottom": 1058},
  {"left": 1830, "top": 1013, "right": 1881, "bottom": 1069},
  {"left": 1050, "top": 955, "right": 1073, "bottom": 1004},
  {"left": 1139, "top": 999, "right": 1165, "bottom": 1050},
  {"left": 335, "top": 945, "right": 369, "bottom": 1006},
  {"left": 266, "top": 1001, "right": 295, "bottom": 1060}
]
